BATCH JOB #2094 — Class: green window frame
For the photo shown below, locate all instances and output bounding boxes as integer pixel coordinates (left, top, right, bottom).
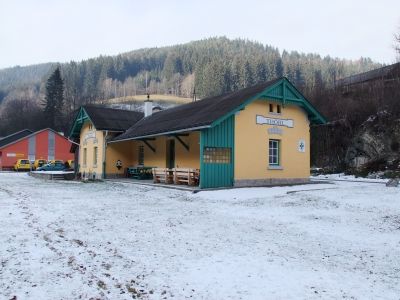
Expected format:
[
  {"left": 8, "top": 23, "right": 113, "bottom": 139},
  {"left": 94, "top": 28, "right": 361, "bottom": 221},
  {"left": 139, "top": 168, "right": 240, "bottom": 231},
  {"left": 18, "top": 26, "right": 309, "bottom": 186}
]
[{"left": 269, "top": 139, "right": 280, "bottom": 166}]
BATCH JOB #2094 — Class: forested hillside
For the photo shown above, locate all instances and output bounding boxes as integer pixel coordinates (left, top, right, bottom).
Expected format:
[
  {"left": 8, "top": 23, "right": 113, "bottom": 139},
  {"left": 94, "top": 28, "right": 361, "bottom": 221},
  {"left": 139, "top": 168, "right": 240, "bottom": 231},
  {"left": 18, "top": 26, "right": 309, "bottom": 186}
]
[{"left": 0, "top": 37, "right": 381, "bottom": 136}]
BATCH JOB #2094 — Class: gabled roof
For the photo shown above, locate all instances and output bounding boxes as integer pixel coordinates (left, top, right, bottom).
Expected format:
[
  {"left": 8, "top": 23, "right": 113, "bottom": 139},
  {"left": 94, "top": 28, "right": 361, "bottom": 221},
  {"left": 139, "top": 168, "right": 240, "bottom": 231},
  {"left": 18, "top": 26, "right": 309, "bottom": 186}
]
[
  {"left": 112, "top": 77, "right": 326, "bottom": 142},
  {"left": 69, "top": 105, "right": 144, "bottom": 138},
  {"left": 0, "top": 128, "right": 71, "bottom": 149},
  {"left": 0, "top": 129, "right": 33, "bottom": 148}
]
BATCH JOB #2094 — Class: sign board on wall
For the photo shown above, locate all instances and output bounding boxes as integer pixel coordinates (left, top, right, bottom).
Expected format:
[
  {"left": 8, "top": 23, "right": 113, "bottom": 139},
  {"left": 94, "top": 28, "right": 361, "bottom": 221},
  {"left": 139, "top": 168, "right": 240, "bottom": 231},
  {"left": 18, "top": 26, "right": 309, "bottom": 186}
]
[
  {"left": 84, "top": 130, "right": 96, "bottom": 143},
  {"left": 256, "top": 115, "right": 294, "bottom": 128},
  {"left": 267, "top": 126, "right": 283, "bottom": 135},
  {"left": 6, "top": 153, "right": 24, "bottom": 158},
  {"left": 298, "top": 139, "right": 306, "bottom": 152}
]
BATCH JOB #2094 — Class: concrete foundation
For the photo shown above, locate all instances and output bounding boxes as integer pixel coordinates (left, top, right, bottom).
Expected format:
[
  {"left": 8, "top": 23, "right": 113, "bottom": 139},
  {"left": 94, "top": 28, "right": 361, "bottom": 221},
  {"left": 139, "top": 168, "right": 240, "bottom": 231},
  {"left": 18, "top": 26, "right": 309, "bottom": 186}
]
[
  {"left": 30, "top": 171, "right": 75, "bottom": 181},
  {"left": 234, "top": 178, "right": 310, "bottom": 187}
]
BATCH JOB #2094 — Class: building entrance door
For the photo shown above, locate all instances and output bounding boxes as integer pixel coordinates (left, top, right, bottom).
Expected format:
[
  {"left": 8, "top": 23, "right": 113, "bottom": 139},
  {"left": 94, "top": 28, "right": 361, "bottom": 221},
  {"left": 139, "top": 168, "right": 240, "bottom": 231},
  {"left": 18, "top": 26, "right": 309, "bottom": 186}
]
[{"left": 166, "top": 139, "right": 175, "bottom": 169}]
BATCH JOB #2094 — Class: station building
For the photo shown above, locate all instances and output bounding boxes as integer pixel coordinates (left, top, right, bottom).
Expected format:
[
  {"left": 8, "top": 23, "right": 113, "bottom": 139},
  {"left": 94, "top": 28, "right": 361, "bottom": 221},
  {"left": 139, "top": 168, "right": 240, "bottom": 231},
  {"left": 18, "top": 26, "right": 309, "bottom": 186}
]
[
  {"left": 69, "top": 105, "right": 143, "bottom": 179},
  {"left": 70, "top": 77, "right": 326, "bottom": 188}
]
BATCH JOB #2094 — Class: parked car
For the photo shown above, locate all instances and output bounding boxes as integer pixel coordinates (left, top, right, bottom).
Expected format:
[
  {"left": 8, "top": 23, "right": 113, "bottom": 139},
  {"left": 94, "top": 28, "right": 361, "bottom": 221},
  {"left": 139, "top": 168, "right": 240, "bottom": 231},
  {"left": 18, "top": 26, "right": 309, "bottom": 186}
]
[
  {"left": 49, "top": 159, "right": 64, "bottom": 165},
  {"left": 33, "top": 159, "right": 47, "bottom": 170},
  {"left": 14, "top": 159, "right": 31, "bottom": 171},
  {"left": 36, "top": 162, "right": 67, "bottom": 171}
]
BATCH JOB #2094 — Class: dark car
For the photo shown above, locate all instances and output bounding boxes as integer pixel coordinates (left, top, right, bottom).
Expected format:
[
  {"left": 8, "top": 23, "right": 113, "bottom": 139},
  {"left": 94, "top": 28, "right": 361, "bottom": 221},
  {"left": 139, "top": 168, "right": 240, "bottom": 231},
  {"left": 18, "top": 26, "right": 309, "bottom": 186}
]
[{"left": 36, "top": 162, "right": 67, "bottom": 171}]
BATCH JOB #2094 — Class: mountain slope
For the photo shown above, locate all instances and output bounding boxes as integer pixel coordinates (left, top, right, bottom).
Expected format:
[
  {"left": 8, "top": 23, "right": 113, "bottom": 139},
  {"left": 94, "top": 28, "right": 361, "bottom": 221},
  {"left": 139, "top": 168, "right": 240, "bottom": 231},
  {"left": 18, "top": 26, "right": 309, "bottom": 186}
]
[{"left": 0, "top": 37, "right": 381, "bottom": 108}]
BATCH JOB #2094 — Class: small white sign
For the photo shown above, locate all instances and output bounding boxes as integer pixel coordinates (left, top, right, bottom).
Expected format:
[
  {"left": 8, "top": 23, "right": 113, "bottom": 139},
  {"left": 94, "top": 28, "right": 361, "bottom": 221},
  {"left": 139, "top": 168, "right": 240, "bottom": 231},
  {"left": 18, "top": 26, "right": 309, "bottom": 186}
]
[
  {"left": 298, "top": 139, "right": 306, "bottom": 152},
  {"left": 256, "top": 115, "right": 294, "bottom": 128},
  {"left": 84, "top": 130, "right": 96, "bottom": 142},
  {"left": 6, "top": 153, "right": 16, "bottom": 157},
  {"left": 267, "top": 126, "right": 283, "bottom": 135}
]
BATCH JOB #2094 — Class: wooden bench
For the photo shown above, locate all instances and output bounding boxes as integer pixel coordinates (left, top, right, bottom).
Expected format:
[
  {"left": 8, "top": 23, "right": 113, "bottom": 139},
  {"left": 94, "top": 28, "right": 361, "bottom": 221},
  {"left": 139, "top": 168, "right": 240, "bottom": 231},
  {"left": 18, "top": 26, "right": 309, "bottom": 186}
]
[
  {"left": 152, "top": 168, "right": 173, "bottom": 184},
  {"left": 173, "top": 168, "right": 200, "bottom": 186}
]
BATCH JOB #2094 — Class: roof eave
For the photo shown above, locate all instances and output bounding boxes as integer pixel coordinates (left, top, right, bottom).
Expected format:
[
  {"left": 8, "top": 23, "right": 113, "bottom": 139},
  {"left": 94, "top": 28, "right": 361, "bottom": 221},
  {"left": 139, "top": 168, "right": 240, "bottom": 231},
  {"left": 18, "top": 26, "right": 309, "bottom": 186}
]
[{"left": 108, "top": 125, "right": 211, "bottom": 144}]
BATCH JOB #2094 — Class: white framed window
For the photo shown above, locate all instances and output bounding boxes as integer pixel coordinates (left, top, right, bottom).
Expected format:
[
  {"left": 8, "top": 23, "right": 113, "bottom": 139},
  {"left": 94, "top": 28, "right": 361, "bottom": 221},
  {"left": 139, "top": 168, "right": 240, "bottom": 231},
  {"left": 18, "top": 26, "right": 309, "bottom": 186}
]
[{"left": 269, "top": 139, "right": 280, "bottom": 166}]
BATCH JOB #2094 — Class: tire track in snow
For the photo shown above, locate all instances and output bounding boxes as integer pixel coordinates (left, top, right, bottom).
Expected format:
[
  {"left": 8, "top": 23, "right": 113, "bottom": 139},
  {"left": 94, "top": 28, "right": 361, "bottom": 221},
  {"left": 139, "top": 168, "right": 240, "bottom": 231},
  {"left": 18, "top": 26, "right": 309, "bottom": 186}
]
[{"left": 1, "top": 185, "right": 151, "bottom": 299}]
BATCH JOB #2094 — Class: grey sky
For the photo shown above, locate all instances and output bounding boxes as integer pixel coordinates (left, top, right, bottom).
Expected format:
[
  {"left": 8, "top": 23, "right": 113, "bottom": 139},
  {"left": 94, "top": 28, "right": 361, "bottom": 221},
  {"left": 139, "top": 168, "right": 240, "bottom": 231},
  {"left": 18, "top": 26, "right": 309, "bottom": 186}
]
[{"left": 0, "top": 0, "right": 399, "bottom": 69}]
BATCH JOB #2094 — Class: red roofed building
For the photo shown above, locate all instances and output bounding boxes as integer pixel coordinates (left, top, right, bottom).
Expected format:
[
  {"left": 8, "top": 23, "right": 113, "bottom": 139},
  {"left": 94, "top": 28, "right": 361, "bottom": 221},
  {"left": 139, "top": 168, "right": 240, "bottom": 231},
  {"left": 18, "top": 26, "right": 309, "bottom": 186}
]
[{"left": 0, "top": 128, "right": 74, "bottom": 170}]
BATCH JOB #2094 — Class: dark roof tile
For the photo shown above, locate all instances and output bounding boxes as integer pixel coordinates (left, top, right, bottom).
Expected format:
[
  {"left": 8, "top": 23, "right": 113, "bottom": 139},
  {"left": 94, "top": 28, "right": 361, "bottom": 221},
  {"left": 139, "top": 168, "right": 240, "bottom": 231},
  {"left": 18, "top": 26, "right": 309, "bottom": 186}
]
[
  {"left": 114, "top": 78, "right": 281, "bottom": 141},
  {"left": 0, "top": 129, "right": 33, "bottom": 148},
  {"left": 83, "top": 105, "right": 144, "bottom": 131},
  {"left": 336, "top": 62, "right": 400, "bottom": 86}
]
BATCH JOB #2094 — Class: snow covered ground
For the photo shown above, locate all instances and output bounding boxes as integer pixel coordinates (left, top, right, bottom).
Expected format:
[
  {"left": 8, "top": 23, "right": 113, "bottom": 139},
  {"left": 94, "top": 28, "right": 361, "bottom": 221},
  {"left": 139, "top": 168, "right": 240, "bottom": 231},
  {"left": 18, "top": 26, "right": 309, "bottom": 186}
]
[{"left": 0, "top": 173, "right": 399, "bottom": 300}]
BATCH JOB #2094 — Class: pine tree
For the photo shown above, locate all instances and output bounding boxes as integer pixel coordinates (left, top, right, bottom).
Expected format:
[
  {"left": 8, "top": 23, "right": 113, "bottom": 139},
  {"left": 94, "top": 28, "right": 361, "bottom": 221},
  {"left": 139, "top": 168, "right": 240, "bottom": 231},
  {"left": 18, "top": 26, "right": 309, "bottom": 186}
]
[{"left": 43, "top": 66, "right": 64, "bottom": 130}]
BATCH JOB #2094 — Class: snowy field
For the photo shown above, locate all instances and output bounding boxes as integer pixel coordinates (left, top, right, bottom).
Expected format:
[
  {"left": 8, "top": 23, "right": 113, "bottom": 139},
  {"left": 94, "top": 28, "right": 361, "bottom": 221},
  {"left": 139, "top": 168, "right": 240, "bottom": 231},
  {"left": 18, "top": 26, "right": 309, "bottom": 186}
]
[{"left": 0, "top": 173, "right": 399, "bottom": 300}]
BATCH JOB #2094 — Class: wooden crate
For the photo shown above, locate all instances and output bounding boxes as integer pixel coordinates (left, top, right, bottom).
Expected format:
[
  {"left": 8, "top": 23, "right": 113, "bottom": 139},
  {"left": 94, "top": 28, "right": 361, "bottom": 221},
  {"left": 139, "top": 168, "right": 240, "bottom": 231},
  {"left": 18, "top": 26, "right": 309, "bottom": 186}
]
[
  {"left": 152, "top": 168, "right": 173, "bottom": 184},
  {"left": 173, "top": 168, "right": 200, "bottom": 186}
]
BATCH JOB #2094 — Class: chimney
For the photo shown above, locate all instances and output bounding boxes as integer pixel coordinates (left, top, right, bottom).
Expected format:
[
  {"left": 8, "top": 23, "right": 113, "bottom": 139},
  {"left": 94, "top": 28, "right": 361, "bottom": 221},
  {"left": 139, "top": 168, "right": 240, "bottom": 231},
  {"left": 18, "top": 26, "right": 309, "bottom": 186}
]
[{"left": 144, "top": 94, "right": 153, "bottom": 117}]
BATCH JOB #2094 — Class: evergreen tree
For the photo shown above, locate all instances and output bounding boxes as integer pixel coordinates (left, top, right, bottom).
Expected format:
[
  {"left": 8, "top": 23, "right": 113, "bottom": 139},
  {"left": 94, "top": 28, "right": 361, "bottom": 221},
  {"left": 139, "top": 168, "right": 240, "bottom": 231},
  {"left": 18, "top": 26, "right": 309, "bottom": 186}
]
[
  {"left": 254, "top": 57, "right": 267, "bottom": 84},
  {"left": 43, "top": 66, "right": 64, "bottom": 130},
  {"left": 242, "top": 60, "right": 254, "bottom": 88}
]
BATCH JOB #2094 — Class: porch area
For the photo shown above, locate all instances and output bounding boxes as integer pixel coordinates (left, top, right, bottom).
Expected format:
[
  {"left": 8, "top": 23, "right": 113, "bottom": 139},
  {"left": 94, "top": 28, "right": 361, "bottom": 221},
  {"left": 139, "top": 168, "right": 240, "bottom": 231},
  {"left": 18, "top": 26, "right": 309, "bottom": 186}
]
[
  {"left": 107, "top": 114, "right": 235, "bottom": 189},
  {"left": 106, "top": 131, "right": 202, "bottom": 187}
]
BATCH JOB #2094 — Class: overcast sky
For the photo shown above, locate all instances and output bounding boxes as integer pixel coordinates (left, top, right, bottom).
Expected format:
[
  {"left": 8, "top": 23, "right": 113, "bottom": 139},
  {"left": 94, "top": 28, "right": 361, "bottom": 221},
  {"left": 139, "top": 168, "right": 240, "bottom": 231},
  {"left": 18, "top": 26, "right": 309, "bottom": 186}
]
[{"left": 0, "top": 0, "right": 399, "bottom": 69}]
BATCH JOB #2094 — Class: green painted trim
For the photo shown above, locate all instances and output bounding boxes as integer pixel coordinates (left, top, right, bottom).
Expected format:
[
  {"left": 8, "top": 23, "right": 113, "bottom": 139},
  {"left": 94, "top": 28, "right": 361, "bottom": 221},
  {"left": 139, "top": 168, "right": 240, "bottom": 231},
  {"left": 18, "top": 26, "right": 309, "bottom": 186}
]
[
  {"left": 211, "top": 78, "right": 326, "bottom": 128},
  {"left": 282, "top": 79, "right": 327, "bottom": 124},
  {"left": 231, "top": 114, "right": 235, "bottom": 183},
  {"left": 69, "top": 107, "right": 95, "bottom": 138},
  {"left": 211, "top": 79, "right": 283, "bottom": 127},
  {"left": 199, "top": 131, "right": 205, "bottom": 189},
  {"left": 282, "top": 80, "right": 286, "bottom": 107}
]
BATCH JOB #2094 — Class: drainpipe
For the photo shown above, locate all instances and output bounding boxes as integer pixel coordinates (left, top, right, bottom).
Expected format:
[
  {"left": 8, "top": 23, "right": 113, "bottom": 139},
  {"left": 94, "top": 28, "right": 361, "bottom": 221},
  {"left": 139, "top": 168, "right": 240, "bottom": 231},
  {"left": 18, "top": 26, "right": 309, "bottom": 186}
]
[{"left": 103, "top": 130, "right": 108, "bottom": 179}]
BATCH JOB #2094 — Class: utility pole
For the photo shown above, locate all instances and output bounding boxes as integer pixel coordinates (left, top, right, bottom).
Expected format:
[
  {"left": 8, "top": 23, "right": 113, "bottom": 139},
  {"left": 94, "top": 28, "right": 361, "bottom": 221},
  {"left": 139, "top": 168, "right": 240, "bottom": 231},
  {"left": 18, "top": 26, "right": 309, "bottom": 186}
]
[
  {"left": 145, "top": 72, "right": 148, "bottom": 93},
  {"left": 192, "top": 87, "right": 197, "bottom": 102}
]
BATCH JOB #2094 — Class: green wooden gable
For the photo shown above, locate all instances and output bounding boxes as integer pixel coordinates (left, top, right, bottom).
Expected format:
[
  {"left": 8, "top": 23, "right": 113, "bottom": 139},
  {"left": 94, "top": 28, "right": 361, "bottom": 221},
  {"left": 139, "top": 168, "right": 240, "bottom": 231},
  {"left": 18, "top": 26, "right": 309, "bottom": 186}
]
[
  {"left": 212, "top": 77, "right": 326, "bottom": 127},
  {"left": 69, "top": 107, "right": 92, "bottom": 138}
]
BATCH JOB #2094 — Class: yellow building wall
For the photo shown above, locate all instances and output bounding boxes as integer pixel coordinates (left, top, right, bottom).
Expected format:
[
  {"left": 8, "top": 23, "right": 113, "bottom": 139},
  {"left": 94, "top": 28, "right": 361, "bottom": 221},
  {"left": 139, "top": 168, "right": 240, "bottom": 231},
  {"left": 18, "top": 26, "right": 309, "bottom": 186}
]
[
  {"left": 105, "top": 140, "right": 137, "bottom": 176},
  {"left": 140, "top": 137, "right": 167, "bottom": 168},
  {"left": 234, "top": 99, "right": 310, "bottom": 180},
  {"left": 79, "top": 122, "right": 105, "bottom": 178},
  {"left": 175, "top": 132, "right": 200, "bottom": 169},
  {"left": 107, "top": 132, "right": 200, "bottom": 171}
]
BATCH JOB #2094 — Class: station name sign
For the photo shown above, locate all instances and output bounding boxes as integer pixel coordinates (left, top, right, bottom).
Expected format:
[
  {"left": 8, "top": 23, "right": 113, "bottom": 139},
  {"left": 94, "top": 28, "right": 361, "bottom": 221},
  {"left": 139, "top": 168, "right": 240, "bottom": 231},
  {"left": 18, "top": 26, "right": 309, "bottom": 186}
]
[
  {"left": 84, "top": 130, "right": 96, "bottom": 141},
  {"left": 256, "top": 115, "right": 294, "bottom": 128},
  {"left": 83, "top": 130, "right": 97, "bottom": 145}
]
